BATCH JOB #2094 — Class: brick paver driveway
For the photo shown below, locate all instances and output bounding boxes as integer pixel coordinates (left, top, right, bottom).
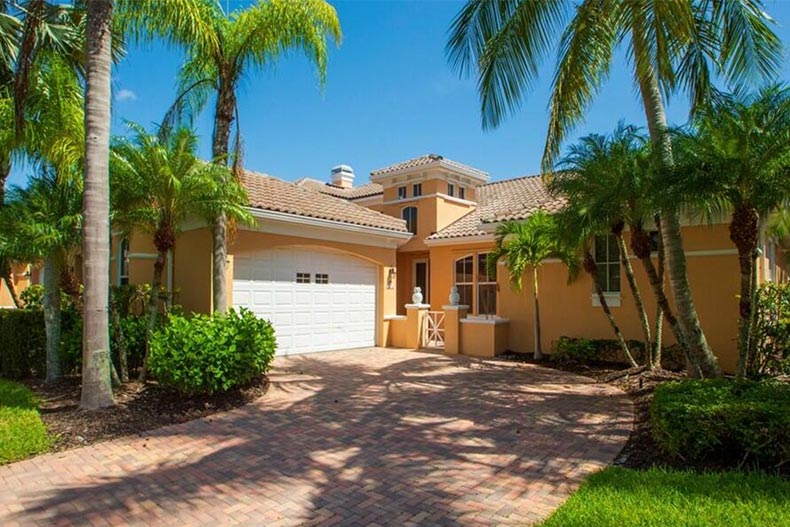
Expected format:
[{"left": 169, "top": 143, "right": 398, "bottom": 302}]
[{"left": 0, "top": 348, "right": 632, "bottom": 527}]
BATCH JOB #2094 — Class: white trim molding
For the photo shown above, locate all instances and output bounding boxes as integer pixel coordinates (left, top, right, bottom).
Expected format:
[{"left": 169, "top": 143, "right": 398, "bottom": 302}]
[
  {"left": 592, "top": 292, "right": 621, "bottom": 307},
  {"left": 383, "top": 192, "right": 477, "bottom": 207},
  {"left": 425, "top": 233, "right": 495, "bottom": 247},
  {"left": 460, "top": 316, "right": 510, "bottom": 325},
  {"left": 242, "top": 208, "right": 413, "bottom": 249}
]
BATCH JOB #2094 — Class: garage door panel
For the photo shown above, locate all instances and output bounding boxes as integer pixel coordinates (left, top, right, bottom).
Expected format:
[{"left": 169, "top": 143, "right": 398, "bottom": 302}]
[{"left": 232, "top": 247, "right": 377, "bottom": 356}]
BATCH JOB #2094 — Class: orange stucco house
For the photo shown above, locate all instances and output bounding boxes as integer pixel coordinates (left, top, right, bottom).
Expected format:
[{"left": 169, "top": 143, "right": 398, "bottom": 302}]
[{"left": 8, "top": 154, "right": 785, "bottom": 373}]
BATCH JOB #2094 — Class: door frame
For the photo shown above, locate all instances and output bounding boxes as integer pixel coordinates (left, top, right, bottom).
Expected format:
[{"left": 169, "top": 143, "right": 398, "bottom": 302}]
[{"left": 413, "top": 258, "right": 430, "bottom": 303}]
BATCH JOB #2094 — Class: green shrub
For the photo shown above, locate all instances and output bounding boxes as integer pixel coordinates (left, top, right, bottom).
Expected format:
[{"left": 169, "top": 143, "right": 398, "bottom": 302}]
[
  {"left": 149, "top": 308, "right": 276, "bottom": 395},
  {"left": 750, "top": 282, "right": 790, "bottom": 377},
  {"left": 652, "top": 379, "right": 790, "bottom": 469},
  {"left": 0, "top": 310, "right": 46, "bottom": 379},
  {"left": 552, "top": 337, "right": 598, "bottom": 365},
  {"left": 0, "top": 379, "right": 51, "bottom": 463}
]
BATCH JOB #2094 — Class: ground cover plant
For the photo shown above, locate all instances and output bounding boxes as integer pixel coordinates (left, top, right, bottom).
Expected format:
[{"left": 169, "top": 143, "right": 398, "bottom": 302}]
[
  {"left": 538, "top": 467, "right": 790, "bottom": 527},
  {"left": 0, "top": 379, "right": 51, "bottom": 464}
]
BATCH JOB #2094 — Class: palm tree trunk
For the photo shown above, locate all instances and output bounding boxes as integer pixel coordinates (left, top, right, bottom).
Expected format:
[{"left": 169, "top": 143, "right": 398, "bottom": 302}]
[
  {"left": 652, "top": 218, "right": 665, "bottom": 368},
  {"left": 730, "top": 204, "right": 760, "bottom": 377},
  {"left": 631, "top": 24, "right": 720, "bottom": 378},
  {"left": 616, "top": 233, "right": 650, "bottom": 359},
  {"left": 80, "top": 0, "right": 115, "bottom": 409},
  {"left": 138, "top": 250, "right": 166, "bottom": 382},
  {"left": 109, "top": 287, "right": 128, "bottom": 382},
  {"left": 584, "top": 251, "right": 636, "bottom": 367},
  {"left": 631, "top": 226, "right": 699, "bottom": 375},
  {"left": 532, "top": 266, "right": 542, "bottom": 360},
  {"left": 43, "top": 256, "right": 62, "bottom": 383},
  {"left": 210, "top": 83, "right": 236, "bottom": 314}
]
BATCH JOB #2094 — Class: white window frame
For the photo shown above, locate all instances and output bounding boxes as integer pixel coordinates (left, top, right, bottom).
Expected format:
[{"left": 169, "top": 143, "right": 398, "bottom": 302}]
[
  {"left": 459, "top": 186, "right": 466, "bottom": 200},
  {"left": 315, "top": 273, "right": 329, "bottom": 284},
  {"left": 397, "top": 186, "right": 407, "bottom": 200},
  {"left": 412, "top": 183, "right": 422, "bottom": 197},
  {"left": 296, "top": 272, "right": 311, "bottom": 284},
  {"left": 476, "top": 252, "right": 497, "bottom": 316},
  {"left": 118, "top": 238, "right": 130, "bottom": 286},
  {"left": 454, "top": 254, "right": 474, "bottom": 310},
  {"left": 447, "top": 183, "right": 455, "bottom": 197},
  {"left": 592, "top": 235, "right": 621, "bottom": 306}
]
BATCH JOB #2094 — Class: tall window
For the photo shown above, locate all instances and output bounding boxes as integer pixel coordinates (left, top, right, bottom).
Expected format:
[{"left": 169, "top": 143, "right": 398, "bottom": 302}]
[
  {"left": 459, "top": 186, "right": 466, "bottom": 200},
  {"left": 412, "top": 183, "right": 422, "bottom": 197},
  {"left": 454, "top": 255, "right": 473, "bottom": 307},
  {"left": 447, "top": 183, "right": 455, "bottom": 197},
  {"left": 594, "top": 235, "right": 620, "bottom": 293},
  {"left": 402, "top": 206, "right": 418, "bottom": 234},
  {"left": 477, "top": 253, "right": 497, "bottom": 315},
  {"left": 397, "top": 186, "right": 407, "bottom": 200},
  {"left": 119, "top": 238, "right": 130, "bottom": 285}
]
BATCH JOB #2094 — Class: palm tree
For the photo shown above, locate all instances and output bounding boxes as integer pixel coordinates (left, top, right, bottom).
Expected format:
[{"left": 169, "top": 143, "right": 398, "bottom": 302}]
[
  {"left": 79, "top": 0, "right": 226, "bottom": 408},
  {"left": 0, "top": 171, "right": 82, "bottom": 383},
  {"left": 669, "top": 86, "right": 790, "bottom": 376},
  {"left": 163, "top": 0, "right": 341, "bottom": 313},
  {"left": 555, "top": 207, "right": 638, "bottom": 367},
  {"left": 488, "top": 211, "right": 576, "bottom": 360},
  {"left": 551, "top": 124, "right": 692, "bottom": 369},
  {"left": 447, "top": 0, "right": 782, "bottom": 378},
  {"left": 110, "top": 123, "right": 252, "bottom": 381}
]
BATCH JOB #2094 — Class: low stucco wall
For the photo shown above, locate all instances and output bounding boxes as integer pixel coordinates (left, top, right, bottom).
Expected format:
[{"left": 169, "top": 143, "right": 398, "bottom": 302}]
[{"left": 459, "top": 318, "right": 509, "bottom": 358}]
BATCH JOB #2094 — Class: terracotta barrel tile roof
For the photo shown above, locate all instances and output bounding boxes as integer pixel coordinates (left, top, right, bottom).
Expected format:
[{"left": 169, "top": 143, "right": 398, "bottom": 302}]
[
  {"left": 429, "top": 175, "right": 566, "bottom": 240},
  {"left": 370, "top": 153, "right": 489, "bottom": 179},
  {"left": 240, "top": 171, "right": 408, "bottom": 233},
  {"left": 294, "top": 178, "right": 383, "bottom": 200}
]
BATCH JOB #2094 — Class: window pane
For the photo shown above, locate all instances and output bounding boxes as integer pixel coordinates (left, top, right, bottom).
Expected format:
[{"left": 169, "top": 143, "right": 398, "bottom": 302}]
[
  {"left": 594, "top": 236, "right": 607, "bottom": 261},
  {"left": 608, "top": 236, "right": 620, "bottom": 261},
  {"left": 459, "top": 187, "right": 466, "bottom": 200},
  {"left": 478, "top": 284, "right": 497, "bottom": 315},
  {"left": 447, "top": 183, "right": 455, "bottom": 197},
  {"left": 596, "top": 264, "right": 607, "bottom": 290},
  {"left": 478, "top": 253, "right": 496, "bottom": 282},
  {"left": 455, "top": 256, "right": 473, "bottom": 283},
  {"left": 458, "top": 284, "right": 472, "bottom": 307},
  {"left": 608, "top": 263, "right": 620, "bottom": 292}
]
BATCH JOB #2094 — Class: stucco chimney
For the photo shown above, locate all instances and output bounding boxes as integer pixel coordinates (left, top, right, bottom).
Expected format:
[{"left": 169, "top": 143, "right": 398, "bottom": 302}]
[{"left": 331, "top": 164, "right": 354, "bottom": 189}]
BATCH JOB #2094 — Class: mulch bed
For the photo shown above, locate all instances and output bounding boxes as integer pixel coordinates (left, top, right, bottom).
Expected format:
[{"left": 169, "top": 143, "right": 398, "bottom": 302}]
[{"left": 24, "top": 376, "right": 269, "bottom": 453}]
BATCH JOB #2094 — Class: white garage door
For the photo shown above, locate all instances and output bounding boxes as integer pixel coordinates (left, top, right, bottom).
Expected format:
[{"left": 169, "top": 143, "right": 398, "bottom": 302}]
[{"left": 232, "top": 246, "right": 377, "bottom": 356}]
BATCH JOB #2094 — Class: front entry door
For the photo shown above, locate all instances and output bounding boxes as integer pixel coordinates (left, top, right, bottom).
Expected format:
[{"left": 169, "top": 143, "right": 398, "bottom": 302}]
[{"left": 414, "top": 259, "right": 429, "bottom": 303}]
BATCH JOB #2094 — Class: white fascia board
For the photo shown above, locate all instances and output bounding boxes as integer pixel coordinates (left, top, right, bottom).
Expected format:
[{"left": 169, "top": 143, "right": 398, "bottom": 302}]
[
  {"left": 243, "top": 208, "right": 412, "bottom": 249},
  {"left": 371, "top": 163, "right": 488, "bottom": 185},
  {"left": 383, "top": 192, "right": 477, "bottom": 207},
  {"left": 424, "top": 234, "right": 495, "bottom": 247}
]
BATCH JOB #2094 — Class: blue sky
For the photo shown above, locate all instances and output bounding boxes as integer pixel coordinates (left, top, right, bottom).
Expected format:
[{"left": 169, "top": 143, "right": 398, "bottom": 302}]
[{"left": 10, "top": 0, "right": 790, "bottom": 188}]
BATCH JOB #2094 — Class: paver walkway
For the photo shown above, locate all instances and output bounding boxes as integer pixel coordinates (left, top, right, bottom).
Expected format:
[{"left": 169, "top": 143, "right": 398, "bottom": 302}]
[{"left": 0, "top": 348, "right": 632, "bottom": 527}]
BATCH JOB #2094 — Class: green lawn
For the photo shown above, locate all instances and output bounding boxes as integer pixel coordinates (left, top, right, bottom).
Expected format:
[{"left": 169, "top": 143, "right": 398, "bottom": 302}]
[
  {"left": 539, "top": 467, "right": 790, "bottom": 527},
  {"left": 0, "top": 379, "right": 51, "bottom": 464}
]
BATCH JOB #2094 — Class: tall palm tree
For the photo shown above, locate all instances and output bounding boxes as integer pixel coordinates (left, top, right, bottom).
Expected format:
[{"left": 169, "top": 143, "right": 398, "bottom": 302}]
[
  {"left": 488, "top": 211, "right": 577, "bottom": 360},
  {"left": 79, "top": 0, "right": 226, "bottom": 409},
  {"left": 669, "top": 86, "right": 790, "bottom": 376},
  {"left": 447, "top": 0, "right": 781, "bottom": 378},
  {"left": 0, "top": 171, "right": 82, "bottom": 383},
  {"left": 552, "top": 124, "right": 692, "bottom": 369},
  {"left": 163, "top": 0, "right": 341, "bottom": 313},
  {"left": 110, "top": 123, "right": 252, "bottom": 381}
]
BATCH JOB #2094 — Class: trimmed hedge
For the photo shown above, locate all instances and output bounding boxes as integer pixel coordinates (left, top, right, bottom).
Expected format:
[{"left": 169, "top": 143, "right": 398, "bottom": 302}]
[
  {"left": 0, "top": 310, "right": 47, "bottom": 379},
  {"left": 149, "top": 308, "right": 276, "bottom": 395},
  {"left": 651, "top": 379, "right": 790, "bottom": 469},
  {"left": 552, "top": 336, "right": 685, "bottom": 370}
]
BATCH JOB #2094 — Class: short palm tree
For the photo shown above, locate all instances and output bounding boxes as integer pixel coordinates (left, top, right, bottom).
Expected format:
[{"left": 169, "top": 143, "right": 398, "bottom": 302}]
[
  {"left": 447, "top": 0, "right": 782, "bottom": 378},
  {"left": 555, "top": 207, "right": 637, "bottom": 367},
  {"left": 110, "top": 123, "right": 253, "bottom": 382},
  {"left": 163, "top": 0, "right": 341, "bottom": 313},
  {"left": 0, "top": 171, "right": 82, "bottom": 384},
  {"left": 669, "top": 86, "right": 790, "bottom": 376},
  {"left": 489, "top": 211, "right": 576, "bottom": 360}
]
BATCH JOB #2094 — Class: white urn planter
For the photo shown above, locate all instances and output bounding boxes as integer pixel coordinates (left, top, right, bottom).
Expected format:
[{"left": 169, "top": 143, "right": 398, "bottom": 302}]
[
  {"left": 449, "top": 286, "right": 460, "bottom": 305},
  {"left": 412, "top": 286, "right": 423, "bottom": 304}
]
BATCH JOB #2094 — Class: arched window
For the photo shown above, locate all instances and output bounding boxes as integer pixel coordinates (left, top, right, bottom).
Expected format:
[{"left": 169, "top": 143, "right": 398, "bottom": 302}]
[{"left": 402, "top": 206, "right": 418, "bottom": 235}]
